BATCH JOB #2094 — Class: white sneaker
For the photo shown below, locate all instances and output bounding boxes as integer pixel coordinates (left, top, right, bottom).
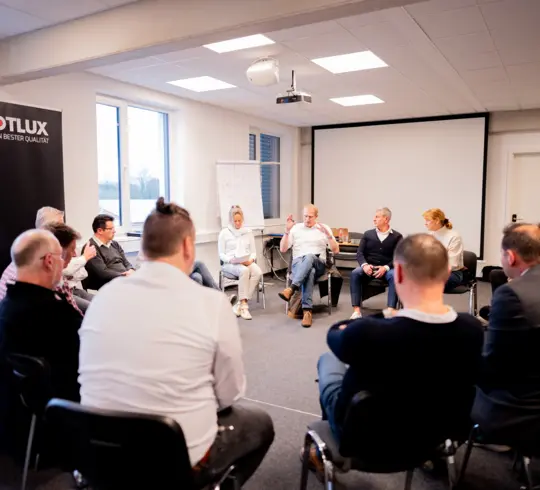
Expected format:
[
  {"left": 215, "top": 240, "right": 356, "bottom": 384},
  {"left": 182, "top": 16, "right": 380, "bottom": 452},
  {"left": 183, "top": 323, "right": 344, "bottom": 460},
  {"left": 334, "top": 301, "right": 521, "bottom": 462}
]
[
  {"left": 350, "top": 311, "right": 362, "bottom": 320},
  {"left": 240, "top": 304, "right": 252, "bottom": 320},
  {"left": 232, "top": 302, "right": 241, "bottom": 317}
]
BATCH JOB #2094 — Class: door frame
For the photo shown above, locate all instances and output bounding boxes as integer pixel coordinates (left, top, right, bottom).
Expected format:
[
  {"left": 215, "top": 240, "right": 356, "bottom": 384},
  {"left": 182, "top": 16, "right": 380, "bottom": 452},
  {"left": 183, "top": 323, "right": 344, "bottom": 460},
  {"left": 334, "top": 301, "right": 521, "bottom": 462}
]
[{"left": 504, "top": 146, "right": 540, "bottom": 224}]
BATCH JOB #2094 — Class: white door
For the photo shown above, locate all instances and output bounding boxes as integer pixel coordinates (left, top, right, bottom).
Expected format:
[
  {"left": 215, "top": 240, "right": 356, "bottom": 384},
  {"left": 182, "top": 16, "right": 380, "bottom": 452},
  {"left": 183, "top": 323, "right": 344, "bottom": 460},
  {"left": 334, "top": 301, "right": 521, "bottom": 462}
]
[{"left": 507, "top": 152, "right": 540, "bottom": 224}]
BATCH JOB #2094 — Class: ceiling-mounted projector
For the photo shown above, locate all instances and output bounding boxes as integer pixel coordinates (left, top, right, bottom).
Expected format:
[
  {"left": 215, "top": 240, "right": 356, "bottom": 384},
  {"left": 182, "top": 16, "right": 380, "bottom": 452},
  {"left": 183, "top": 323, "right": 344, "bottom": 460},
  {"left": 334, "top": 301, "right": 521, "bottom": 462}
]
[
  {"left": 246, "top": 57, "right": 279, "bottom": 86},
  {"left": 276, "top": 70, "right": 312, "bottom": 105}
]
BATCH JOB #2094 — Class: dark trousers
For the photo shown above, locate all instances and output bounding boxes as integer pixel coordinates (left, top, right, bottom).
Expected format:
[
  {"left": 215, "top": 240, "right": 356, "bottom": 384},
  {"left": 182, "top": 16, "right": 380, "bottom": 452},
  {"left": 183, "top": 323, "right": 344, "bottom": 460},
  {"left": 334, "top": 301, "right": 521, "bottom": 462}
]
[
  {"left": 195, "top": 405, "right": 275, "bottom": 489},
  {"left": 191, "top": 261, "right": 219, "bottom": 290},
  {"left": 317, "top": 352, "right": 347, "bottom": 443},
  {"left": 350, "top": 266, "right": 396, "bottom": 308},
  {"left": 445, "top": 270, "right": 464, "bottom": 292}
]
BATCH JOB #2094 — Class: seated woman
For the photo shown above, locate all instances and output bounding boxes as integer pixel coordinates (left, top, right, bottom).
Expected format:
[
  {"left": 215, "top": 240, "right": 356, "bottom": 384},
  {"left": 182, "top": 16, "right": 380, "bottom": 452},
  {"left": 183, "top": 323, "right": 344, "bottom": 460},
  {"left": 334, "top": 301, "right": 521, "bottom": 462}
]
[
  {"left": 218, "top": 206, "right": 262, "bottom": 320},
  {"left": 423, "top": 208, "right": 465, "bottom": 292}
]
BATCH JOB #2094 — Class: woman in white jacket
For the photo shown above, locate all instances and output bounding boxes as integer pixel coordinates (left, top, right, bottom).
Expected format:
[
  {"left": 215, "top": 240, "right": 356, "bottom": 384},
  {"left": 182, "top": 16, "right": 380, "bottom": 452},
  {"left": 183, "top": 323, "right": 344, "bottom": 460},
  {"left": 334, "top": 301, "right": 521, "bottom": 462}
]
[{"left": 218, "top": 205, "right": 262, "bottom": 320}]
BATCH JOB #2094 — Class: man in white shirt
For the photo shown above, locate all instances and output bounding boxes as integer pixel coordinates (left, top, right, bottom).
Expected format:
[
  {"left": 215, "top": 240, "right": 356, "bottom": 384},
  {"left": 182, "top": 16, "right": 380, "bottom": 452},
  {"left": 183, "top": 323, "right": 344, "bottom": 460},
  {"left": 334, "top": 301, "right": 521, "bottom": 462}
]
[
  {"left": 278, "top": 204, "right": 340, "bottom": 327},
  {"left": 79, "top": 198, "right": 274, "bottom": 488}
]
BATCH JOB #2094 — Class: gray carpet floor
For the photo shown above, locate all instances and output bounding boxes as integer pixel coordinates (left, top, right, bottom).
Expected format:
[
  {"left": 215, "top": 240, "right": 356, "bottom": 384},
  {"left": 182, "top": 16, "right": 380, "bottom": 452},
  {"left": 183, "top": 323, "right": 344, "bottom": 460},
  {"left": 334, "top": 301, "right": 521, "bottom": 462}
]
[{"left": 0, "top": 275, "right": 535, "bottom": 489}]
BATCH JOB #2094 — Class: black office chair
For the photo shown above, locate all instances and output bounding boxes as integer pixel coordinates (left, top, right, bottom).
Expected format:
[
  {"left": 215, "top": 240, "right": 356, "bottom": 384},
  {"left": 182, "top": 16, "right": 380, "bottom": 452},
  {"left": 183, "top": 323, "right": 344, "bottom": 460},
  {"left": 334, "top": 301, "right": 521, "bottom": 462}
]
[
  {"left": 458, "top": 424, "right": 539, "bottom": 489},
  {"left": 6, "top": 354, "right": 51, "bottom": 490},
  {"left": 334, "top": 232, "right": 363, "bottom": 263},
  {"left": 445, "top": 251, "right": 478, "bottom": 316},
  {"left": 300, "top": 391, "right": 469, "bottom": 490},
  {"left": 45, "top": 398, "right": 239, "bottom": 490}
]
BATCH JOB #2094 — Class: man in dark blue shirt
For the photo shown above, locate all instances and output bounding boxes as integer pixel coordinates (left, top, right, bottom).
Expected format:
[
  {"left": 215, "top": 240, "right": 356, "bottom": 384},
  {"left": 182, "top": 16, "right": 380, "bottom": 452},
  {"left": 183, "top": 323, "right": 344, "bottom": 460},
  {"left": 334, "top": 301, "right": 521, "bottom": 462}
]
[
  {"left": 349, "top": 207, "right": 402, "bottom": 319},
  {"left": 318, "top": 233, "right": 484, "bottom": 446}
]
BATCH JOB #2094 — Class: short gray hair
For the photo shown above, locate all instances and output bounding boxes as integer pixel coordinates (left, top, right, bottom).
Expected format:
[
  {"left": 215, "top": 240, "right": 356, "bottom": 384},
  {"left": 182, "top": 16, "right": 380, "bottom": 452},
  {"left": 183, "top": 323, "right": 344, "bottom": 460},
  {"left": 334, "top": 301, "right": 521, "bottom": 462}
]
[
  {"left": 376, "top": 207, "right": 392, "bottom": 220},
  {"left": 35, "top": 206, "right": 64, "bottom": 229}
]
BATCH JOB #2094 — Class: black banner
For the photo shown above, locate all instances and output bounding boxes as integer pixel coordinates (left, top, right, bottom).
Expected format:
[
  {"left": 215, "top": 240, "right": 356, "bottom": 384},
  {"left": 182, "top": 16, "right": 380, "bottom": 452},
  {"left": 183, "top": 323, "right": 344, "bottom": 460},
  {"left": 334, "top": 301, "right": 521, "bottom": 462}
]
[{"left": 0, "top": 101, "right": 64, "bottom": 273}]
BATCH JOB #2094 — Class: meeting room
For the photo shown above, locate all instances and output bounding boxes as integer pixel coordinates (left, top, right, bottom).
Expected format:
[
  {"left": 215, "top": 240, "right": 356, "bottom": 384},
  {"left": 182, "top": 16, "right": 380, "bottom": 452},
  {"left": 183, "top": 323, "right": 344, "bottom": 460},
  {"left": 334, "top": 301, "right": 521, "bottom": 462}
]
[{"left": 1, "top": 0, "right": 540, "bottom": 489}]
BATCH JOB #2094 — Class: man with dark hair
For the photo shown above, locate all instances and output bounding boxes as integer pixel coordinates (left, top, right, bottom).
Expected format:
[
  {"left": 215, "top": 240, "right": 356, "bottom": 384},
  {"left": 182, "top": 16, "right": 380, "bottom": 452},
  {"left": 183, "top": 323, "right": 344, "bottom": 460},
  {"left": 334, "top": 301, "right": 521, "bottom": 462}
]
[
  {"left": 79, "top": 198, "right": 274, "bottom": 488},
  {"left": 0, "top": 229, "right": 82, "bottom": 401},
  {"left": 307, "top": 234, "right": 483, "bottom": 472},
  {"left": 83, "top": 214, "right": 135, "bottom": 290},
  {"left": 473, "top": 223, "right": 540, "bottom": 448}
]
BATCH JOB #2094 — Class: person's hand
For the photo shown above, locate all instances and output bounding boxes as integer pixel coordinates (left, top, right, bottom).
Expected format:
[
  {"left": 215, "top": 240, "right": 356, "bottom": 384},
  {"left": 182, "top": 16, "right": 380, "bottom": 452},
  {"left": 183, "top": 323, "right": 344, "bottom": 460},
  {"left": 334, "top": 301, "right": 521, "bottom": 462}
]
[
  {"left": 362, "top": 264, "right": 373, "bottom": 275},
  {"left": 83, "top": 242, "right": 96, "bottom": 261},
  {"left": 122, "top": 269, "right": 134, "bottom": 277},
  {"left": 285, "top": 214, "right": 295, "bottom": 232},
  {"left": 242, "top": 259, "right": 254, "bottom": 266},
  {"left": 315, "top": 223, "right": 332, "bottom": 238},
  {"left": 374, "top": 266, "right": 387, "bottom": 279}
]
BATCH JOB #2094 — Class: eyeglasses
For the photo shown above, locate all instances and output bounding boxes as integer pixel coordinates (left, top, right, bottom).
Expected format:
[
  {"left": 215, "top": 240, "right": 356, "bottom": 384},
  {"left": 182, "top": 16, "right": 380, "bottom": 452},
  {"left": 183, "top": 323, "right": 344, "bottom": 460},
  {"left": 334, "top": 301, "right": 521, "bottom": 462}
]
[{"left": 103, "top": 227, "right": 115, "bottom": 231}]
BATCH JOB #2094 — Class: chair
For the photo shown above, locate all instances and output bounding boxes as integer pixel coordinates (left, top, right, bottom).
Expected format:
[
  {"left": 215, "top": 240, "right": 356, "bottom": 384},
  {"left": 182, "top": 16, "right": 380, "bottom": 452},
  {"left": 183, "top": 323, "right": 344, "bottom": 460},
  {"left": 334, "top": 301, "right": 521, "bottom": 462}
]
[
  {"left": 6, "top": 354, "right": 51, "bottom": 490},
  {"left": 334, "top": 232, "right": 363, "bottom": 263},
  {"left": 300, "top": 391, "right": 468, "bottom": 490},
  {"left": 445, "top": 251, "right": 478, "bottom": 316},
  {"left": 285, "top": 251, "right": 338, "bottom": 315},
  {"left": 218, "top": 260, "right": 266, "bottom": 309},
  {"left": 458, "top": 424, "right": 539, "bottom": 489},
  {"left": 45, "top": 398, "right": 240, "bottom": 490}
]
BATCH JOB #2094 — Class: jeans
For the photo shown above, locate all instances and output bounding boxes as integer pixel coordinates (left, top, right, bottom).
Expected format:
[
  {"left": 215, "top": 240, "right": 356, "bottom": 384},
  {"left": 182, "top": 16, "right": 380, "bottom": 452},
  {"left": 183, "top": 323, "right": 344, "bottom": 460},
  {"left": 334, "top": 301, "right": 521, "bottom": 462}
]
[
  {"left": 194, "top": 405, "right": 275, "bottom": 489},
  {"left": 222, "top": 263, "right": 262, "bottom": 301},
  {"left": 191, "top": 261, "right": 219, "bottom": 290},
  {"left": 444, "top": 270, "right": 464, "bottom": 292},
  {"left": 350, "top": 266, "right": 396, "bottom": 308},
  {"left": 73, "top": 288, "right": 93, "bottom": 314},
  {"left": 291, "top": 254, "right": 327, "bottom": 310},
  {"left": 317, "top": 352, "right": 347, "bottom": 443}
]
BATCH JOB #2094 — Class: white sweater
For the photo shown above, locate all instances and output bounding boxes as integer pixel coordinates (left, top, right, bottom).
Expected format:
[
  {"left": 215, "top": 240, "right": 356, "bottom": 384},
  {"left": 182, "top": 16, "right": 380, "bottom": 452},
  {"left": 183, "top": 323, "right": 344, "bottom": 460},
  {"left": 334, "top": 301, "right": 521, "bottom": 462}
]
[
  {"left": 431, "top": 227, "right": 464, "bottom": 271},
  {"left": 218, "top": 226, "right": 257, "bottom": 264}
]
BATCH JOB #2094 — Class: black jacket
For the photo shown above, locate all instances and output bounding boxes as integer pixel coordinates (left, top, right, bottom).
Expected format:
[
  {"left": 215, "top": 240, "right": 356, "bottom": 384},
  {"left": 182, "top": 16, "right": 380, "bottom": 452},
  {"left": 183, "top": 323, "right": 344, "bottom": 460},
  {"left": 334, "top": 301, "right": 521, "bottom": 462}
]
[{"left": 356, "top": 229, "right": 403, "bottom": 268}]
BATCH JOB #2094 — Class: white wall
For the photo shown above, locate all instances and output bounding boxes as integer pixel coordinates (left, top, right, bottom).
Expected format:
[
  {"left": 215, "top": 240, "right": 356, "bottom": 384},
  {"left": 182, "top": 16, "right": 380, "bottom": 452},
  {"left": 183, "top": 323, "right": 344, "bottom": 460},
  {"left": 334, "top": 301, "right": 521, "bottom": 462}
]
[{"left": 0, "top": 72, "right": 300, "bottom": 276}]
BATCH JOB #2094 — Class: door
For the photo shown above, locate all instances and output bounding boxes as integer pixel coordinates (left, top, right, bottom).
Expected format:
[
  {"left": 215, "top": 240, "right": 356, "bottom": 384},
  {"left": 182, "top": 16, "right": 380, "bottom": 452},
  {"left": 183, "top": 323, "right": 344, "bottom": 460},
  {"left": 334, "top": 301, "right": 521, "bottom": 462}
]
[{"left": 507, "top": 152, "right": 540, "bottom": 224}]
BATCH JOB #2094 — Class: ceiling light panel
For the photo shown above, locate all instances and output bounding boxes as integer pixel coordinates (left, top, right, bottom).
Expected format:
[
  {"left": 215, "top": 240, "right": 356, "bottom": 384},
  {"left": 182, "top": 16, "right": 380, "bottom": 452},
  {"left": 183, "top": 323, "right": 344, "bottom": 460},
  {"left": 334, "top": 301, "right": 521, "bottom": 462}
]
[
  {"left": 204, "top": 34, "right": 275, "bottom": 53},
  {"left": 167, "top": 76, "right": 236, "bottom": 92},
  {"left": 312, "top": 51, "right": 387, "bottom": 74},
  {"left": 330, "top": 95, "right": 385, "bottom": 106}
]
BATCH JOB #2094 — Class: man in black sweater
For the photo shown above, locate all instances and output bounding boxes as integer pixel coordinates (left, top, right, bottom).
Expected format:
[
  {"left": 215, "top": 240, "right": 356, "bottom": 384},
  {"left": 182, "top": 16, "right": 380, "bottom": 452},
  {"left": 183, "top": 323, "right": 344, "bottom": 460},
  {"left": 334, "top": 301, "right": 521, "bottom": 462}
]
[
  {"left": 83, "top": 214, "right": 135, "bottom": 290},
  {"left": 315, "top": 233, "right": 484, "bottom": 455},
  {"left": 350, "top": 207, "right": 402, "bottom": 319}
]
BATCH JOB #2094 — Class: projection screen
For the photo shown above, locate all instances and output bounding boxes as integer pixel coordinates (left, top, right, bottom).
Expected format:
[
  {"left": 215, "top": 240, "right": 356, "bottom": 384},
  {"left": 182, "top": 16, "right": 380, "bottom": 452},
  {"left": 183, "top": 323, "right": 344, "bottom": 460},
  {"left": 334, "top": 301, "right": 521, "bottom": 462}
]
[{"left": 312, "top": 115, "right": 488, "bottom": 258}]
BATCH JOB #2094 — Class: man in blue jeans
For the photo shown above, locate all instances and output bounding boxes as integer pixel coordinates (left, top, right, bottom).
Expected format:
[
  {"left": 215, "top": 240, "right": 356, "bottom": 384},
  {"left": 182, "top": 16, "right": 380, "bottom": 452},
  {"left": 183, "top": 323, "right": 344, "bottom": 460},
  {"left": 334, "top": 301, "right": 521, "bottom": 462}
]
[
  {"left": 278, "top": 205, "right": 340, "bottom": 327},
  {"left": 311, "top": 234, "right": 483, "bottom": 471},
  {"left": 349, "top": 207, "right": 402, "bottom": 319}
]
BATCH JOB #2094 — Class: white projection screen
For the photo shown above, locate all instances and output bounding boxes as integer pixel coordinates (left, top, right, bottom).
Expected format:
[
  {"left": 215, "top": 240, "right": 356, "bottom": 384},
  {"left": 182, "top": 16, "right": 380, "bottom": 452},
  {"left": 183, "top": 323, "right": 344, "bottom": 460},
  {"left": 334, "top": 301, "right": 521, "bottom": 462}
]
[{"left": 313, "top": 116, "right": 488, "bottom": 258}]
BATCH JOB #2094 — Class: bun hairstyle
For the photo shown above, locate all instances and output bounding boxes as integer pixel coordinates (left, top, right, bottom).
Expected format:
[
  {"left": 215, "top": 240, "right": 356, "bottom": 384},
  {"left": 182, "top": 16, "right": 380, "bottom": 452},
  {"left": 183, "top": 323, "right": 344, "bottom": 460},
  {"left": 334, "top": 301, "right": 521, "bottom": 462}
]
[
  {"left": 422, "top": 208, "right": 453, "bottom": 230},
  {"left": 229, "top": 205, "right": 244, "bottom": 226}
]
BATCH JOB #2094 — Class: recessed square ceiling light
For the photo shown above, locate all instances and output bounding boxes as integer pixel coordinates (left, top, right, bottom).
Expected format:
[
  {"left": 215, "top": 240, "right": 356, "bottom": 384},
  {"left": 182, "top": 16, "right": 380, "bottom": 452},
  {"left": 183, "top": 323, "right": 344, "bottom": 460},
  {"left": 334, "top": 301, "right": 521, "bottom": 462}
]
[
  {"left": 167, "top": 76, "right": 236, "bottom": 92},
  {"left": 330, "top": 95, "right": 385, "bottom": 106},
  {"left": 203, "top": 34, "right": 275, "bottom": 53},
  {"left": 312, "top": 51, "right": 387, "bottom": 74}
]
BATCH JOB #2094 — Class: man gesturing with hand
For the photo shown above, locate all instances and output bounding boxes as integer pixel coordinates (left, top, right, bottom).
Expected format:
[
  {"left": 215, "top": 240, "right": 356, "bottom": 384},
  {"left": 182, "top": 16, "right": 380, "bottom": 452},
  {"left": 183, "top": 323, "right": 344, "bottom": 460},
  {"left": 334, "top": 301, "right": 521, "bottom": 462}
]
[{"left": 278, "top": 204, "right": 339, "bottom": 328}]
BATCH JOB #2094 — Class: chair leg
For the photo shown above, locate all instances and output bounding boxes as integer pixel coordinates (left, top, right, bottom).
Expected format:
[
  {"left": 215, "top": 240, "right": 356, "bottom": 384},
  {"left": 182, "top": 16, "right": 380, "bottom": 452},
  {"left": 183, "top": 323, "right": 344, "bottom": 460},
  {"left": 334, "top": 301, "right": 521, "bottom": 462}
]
[
  {"left": 473, "top": 283, "right": 478, "bottom": 316},
  {"left": 21, "top": 414, "right": 37, "bottom": 490},
  {"left": 522, "top": 456, "right": 535, "bottom": 490},
  {"left": 261, "top": 276, "right": 266, "bottom": 309},
  {"left": 328, "top": 275, "right": 332, "bottom": 316},
  {"left": 445, "top": 439, "right": 457, "bottom": 489},
  {"left": 457, "top": 424, "right": 478, "bottom": 486},
  {"left": 404, "top": 469, "right": 414, "bottom": 490},
  {"left": 299, "top": 432, "right": 312, "bottom": 490}
]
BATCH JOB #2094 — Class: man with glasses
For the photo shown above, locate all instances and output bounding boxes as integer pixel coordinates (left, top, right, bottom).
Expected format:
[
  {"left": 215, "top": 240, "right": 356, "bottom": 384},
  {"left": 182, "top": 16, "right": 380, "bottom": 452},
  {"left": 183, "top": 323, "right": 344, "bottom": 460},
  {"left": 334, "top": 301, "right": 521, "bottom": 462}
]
[{"left": 83, "top": 214, "right": 135, "bottom": 290}]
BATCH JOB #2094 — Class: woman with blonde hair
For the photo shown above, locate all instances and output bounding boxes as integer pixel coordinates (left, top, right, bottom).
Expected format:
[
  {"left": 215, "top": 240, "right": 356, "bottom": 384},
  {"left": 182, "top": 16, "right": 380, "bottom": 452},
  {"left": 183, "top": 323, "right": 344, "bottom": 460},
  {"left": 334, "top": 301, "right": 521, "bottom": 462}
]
[
  {"left": 218, "top": 205, "right": 262, "bottom": 320},
  {"left": 422, "top": 208, "right": 465, "bottom": 291}
]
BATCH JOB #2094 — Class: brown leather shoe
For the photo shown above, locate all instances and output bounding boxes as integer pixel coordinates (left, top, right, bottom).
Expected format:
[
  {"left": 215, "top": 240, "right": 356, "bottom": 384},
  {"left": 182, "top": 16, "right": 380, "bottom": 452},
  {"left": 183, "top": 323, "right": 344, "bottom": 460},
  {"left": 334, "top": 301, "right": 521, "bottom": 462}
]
[
  {"left": 302, "top": 310, "right": 313, "bottom": 328},
  {"left": 278, "top": 287, "right": 294, "bottom": 302}
]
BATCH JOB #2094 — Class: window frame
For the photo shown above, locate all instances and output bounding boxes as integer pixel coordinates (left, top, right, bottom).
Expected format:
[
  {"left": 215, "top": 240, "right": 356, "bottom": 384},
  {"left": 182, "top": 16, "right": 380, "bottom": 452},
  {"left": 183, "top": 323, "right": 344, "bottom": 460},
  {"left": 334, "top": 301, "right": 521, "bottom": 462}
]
[
  {"left": 250, "top": 128, "right": 282, "bottom": 225},
  {"left": 96, "top": 96, "right": 171, "bottom": 233}
]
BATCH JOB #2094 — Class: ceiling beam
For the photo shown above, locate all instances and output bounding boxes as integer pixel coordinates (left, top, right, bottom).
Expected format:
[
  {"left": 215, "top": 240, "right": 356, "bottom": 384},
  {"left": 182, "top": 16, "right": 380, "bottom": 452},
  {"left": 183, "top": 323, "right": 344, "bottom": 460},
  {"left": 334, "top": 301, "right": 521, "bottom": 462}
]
[{"left": 0, "top": 0, "right": 423, "bottom": 85}]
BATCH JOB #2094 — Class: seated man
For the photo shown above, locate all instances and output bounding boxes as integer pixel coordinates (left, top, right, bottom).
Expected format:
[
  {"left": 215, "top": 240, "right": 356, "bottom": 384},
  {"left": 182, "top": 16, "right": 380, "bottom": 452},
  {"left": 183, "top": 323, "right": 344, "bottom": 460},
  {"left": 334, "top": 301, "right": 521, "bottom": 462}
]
[
  {"left": 473, "top": 223, "right": 540, "bottom": 448},
  {"left": 0, "top": 228, "right": 82, "bottom": 402},
  {"left": 83, "top": 214, "right": 135, "bottom": 290},
  {"left": 79, "top": 198, "right": 274, "bottom": 488},
  {"left": 314, "top": 234, "right": 483, "bottom": 460},
  {"left": 278, "top": 204, "right": 340, "bottom": 328},
  {"left": 349, "top": 207, "right": 403, "bottom": 319}
]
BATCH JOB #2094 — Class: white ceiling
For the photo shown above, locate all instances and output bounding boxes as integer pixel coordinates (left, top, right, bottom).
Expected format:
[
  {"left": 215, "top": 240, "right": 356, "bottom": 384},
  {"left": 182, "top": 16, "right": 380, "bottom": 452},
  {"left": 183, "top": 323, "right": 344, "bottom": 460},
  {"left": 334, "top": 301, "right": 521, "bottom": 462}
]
[{"left": 0, "top": 0, "right": 139, "bottom": 39}]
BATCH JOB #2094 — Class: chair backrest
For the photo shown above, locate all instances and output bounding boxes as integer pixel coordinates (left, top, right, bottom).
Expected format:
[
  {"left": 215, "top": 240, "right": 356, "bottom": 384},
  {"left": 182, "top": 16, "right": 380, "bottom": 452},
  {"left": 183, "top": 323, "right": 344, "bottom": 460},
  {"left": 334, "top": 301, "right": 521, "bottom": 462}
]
[
  {"left": 6, "top": 353, "right": 51, "bottom": 416},
  {"left": 339, "top": 390, "right": 473, "bottom": 472},
  {"left": 45, "top": 398, "right": 195, "bottom": 490},
  {"left": 349, "top": 232, "right": 363, "bottom": 240},
  {"left": 463, "top": 251, "right": 478, "bottom": 282}
]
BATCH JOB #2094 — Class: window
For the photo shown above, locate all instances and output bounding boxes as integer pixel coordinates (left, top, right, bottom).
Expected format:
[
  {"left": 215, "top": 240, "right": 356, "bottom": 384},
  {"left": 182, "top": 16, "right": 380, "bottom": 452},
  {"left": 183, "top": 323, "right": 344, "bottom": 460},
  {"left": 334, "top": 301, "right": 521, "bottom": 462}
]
[
  {"left": 96, "top": 100, "right": 169, "bottom": 229},
  {"left": 250, "top": 131, "right": 280, "bottom": 220}
]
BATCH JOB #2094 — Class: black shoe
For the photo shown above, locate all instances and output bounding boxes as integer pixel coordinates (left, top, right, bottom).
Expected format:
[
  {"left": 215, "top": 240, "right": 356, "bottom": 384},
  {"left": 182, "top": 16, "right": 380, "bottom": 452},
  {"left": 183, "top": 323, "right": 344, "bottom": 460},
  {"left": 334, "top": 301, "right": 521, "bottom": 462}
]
[{"left": 479, "top": 305, "right": 490, "bottom": 321}]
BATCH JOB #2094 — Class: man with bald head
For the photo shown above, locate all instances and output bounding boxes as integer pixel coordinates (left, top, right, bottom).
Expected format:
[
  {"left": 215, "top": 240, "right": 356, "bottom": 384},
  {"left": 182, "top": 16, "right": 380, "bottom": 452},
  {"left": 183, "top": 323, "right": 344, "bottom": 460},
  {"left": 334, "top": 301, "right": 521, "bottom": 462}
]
[
  {"left": 0, "top": 229, "right": 82, "bottom": 402},
  {"left": 309, "top": 234, "right": 483, "bottom": 460},
  {"left": 473, "top": 223, "right": 540, "bottom": 448},
  {"left": 278, "top": 204, "right": 339, "bottom": 327}
]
